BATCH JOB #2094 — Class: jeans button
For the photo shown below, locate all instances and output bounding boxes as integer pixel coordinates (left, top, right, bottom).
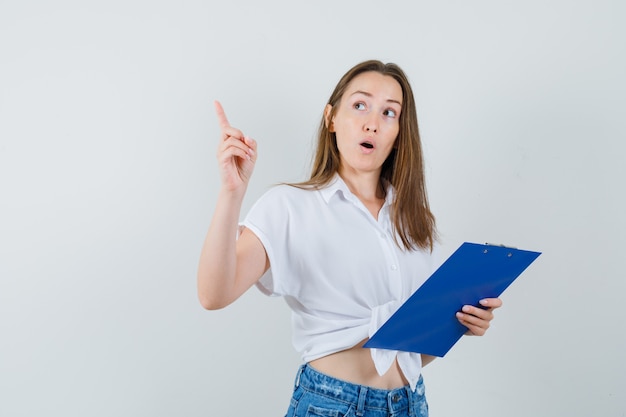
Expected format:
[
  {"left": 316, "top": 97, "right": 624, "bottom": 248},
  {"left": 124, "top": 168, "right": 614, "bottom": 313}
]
[{"left": 392, "top": 394, "right": 401, "bottom": 402}]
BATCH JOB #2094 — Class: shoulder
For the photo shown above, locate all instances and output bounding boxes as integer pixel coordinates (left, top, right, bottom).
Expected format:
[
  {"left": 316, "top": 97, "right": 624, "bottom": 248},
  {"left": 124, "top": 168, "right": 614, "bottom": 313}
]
[
  {"left": 255, "top": 183, "right": 317, "bottom": 203},
  {"left": 247, "top": 183, "right": 322, "bottom": 215}
]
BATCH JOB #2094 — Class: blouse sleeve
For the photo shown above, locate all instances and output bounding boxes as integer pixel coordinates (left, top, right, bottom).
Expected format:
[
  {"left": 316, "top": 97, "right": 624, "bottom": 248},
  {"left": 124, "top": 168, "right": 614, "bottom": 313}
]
[{"left": 240, "top": 186, "right": 290, "bottom": 297}]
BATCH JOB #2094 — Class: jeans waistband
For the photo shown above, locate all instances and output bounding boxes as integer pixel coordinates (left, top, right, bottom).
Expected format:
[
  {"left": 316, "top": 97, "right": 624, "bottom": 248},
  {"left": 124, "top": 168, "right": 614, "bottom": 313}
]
[{"left": 295, "top": 364, "right": 424, "bottom": 416}]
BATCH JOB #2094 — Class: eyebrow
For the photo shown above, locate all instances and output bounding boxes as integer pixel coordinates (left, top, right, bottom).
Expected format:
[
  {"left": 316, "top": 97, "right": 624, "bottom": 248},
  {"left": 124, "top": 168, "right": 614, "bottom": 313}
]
[{"left": 350, "top": 90, "right": 402, "bottom": 106}]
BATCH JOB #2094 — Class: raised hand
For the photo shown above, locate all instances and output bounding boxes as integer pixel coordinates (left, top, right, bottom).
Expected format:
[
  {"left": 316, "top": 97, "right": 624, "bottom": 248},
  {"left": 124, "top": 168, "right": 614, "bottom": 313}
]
[
  {"left": 214, "top": 100, "right": 257, "bottom": 193},
  {"left": 197, "top": 102, "right": 266, "bottom": 311}
]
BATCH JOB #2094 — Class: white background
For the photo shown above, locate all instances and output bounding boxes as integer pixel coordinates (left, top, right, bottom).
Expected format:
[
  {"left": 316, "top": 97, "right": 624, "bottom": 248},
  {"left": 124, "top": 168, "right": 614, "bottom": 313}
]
[{"left": 1, "top": 1, "right": 624, "bottom": 416}]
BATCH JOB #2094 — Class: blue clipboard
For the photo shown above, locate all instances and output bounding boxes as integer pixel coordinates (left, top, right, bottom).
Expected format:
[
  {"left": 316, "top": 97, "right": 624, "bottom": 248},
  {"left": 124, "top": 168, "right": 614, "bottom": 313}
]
[{"left": 363, "top": 242, "right": 541, "bottom": 357}]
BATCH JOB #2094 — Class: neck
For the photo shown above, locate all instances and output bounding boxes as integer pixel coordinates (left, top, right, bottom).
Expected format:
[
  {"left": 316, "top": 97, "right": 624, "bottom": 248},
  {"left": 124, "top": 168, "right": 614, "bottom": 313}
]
[
  {"left": 337, "top": 168, "right": 385, "bottom": 220},
  {"left": 338, "top": 168, "right": 382, "bottom": 200}
]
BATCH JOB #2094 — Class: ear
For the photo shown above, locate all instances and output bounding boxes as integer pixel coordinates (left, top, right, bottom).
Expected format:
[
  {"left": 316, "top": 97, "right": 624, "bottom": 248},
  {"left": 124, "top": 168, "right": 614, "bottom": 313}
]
[{"left": 324, "top": 104, "right": 335, "bottom": 132}]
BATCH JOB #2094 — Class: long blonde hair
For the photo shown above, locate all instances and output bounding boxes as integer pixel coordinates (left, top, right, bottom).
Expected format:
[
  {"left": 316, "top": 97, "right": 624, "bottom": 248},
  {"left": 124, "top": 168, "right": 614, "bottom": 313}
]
[{"left": 292, "top": 60, "right": 436, "bottom": 251}]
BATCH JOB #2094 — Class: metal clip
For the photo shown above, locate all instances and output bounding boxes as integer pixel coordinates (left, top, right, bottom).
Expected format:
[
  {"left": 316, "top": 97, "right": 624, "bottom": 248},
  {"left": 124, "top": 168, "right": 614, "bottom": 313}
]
[{"left": 485, "top": 242, "right": 518, "bottom": 250}]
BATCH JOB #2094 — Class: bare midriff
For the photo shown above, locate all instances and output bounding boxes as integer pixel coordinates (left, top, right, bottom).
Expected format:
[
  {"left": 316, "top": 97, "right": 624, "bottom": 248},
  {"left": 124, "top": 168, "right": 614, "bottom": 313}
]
[{"left": 308, "top": 338, "right": 409, "bottom": 390}]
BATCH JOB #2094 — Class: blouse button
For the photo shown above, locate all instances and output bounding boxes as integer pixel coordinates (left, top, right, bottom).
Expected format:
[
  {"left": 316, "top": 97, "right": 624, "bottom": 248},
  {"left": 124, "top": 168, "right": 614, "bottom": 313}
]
[{"left": 390, "top": 264, "right": 397, "bottom": 270}]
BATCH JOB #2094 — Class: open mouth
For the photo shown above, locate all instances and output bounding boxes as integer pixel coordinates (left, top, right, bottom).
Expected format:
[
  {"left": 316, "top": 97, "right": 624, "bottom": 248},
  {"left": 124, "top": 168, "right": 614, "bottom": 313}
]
[{"left": 360, "top": 141, "right": 374, "bottom": 149}]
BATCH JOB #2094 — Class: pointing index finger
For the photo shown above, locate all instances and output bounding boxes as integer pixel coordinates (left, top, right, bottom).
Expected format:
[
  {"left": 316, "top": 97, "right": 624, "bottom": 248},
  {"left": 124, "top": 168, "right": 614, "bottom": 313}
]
[{"left": 214, "top": 100, "right": 231, "bottom": 128}]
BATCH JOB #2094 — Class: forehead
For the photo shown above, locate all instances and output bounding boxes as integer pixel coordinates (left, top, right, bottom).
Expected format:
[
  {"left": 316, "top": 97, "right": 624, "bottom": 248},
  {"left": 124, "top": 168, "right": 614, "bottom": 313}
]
[{"left": 344, "top": 71, "right": 403, "bottom": 104}]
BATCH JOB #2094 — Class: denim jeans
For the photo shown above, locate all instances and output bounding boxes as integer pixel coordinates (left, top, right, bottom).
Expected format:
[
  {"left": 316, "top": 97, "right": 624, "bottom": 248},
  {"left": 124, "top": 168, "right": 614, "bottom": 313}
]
[{"left": 284, "top": 364, "right": 428, "bottom": 417}]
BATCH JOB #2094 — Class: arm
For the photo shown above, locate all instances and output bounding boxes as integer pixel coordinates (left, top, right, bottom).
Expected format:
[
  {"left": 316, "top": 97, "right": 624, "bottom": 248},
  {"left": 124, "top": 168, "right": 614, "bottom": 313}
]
[{"left": 197, "top": 101, "right": 269, "bottom": 310}]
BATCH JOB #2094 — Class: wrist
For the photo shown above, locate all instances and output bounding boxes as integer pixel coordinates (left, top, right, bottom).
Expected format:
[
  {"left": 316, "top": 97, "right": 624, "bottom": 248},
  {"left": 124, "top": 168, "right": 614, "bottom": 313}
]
[{"left": 218, "top": 185, "right": 247, "bottom": 204}]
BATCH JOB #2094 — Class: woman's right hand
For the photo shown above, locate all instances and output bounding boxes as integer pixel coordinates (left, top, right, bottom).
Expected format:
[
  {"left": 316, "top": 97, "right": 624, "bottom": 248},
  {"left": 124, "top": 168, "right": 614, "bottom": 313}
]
[
  {"left": 198, "top": 101, "right": 266, "bottom": 310},
  {"left": 214, "top": 100, "right": 257, "bottom": 193}
]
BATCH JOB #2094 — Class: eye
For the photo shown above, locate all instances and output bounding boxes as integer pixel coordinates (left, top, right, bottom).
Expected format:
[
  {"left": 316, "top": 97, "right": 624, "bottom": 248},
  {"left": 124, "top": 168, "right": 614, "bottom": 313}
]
[
  {"left": 354, "top": 102, "right": 366, "bottom": 110},
  {"left": 383, "top": 108, "right": 397, "bottom": 118}
]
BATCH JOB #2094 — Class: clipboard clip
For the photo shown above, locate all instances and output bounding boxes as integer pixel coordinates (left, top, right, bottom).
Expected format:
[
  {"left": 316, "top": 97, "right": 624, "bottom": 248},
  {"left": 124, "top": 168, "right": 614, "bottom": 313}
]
[
  {"left": 485, "top": 242, "right": 518, "bottom": 249},
  {"left": 484, "top": 243, "right": 517, "bottom": 257}
]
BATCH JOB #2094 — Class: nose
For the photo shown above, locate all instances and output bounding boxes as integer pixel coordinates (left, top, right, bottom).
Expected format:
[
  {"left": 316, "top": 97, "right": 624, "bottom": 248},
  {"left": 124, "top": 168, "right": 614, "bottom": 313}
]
[{"left": 364, "top": 115, "right": 379, "bottom": 133}]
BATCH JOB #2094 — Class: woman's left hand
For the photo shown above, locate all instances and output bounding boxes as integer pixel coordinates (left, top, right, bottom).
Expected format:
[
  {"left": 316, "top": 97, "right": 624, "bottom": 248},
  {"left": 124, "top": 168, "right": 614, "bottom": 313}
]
[{"left": 456, "top": 298, "right": 503, "bottom": 336}]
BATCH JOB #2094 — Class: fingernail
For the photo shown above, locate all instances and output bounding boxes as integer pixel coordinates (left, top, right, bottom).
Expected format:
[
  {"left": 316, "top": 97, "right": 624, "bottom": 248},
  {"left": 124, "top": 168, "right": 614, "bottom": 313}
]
[
  {"left": 462, "top": 305, "right": 471, "bottom": 313},
  {"left": 456, "top": 312, "right": 464, "bottom": 319},
  {"left": 479, "top": 299, "right": 489, "bottom": 306}
]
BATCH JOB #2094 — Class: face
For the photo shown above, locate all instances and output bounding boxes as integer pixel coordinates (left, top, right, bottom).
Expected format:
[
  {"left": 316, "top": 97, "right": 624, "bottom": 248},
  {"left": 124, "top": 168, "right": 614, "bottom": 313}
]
[{"left": 326, "top": 71, "right": 403, "bottom": 179}]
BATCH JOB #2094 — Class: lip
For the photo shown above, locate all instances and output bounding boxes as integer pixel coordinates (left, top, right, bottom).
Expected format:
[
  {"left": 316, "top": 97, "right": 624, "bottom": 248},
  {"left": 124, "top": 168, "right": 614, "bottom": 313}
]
[{"left": 359, "top": 139, "right": 375, "bottom": 153}]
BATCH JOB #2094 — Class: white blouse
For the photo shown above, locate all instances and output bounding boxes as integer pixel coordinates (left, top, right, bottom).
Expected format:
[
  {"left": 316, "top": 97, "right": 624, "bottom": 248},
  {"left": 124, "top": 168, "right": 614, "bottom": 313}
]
[{"left": 242, "top": 175, "right": 440, "bottom": 391}]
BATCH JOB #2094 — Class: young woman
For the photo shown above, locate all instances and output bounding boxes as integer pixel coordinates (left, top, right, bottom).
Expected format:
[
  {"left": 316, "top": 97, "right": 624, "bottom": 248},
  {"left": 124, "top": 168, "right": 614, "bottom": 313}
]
[{"left": 198, "top": 60, "right": 502, "bottom": 417}]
